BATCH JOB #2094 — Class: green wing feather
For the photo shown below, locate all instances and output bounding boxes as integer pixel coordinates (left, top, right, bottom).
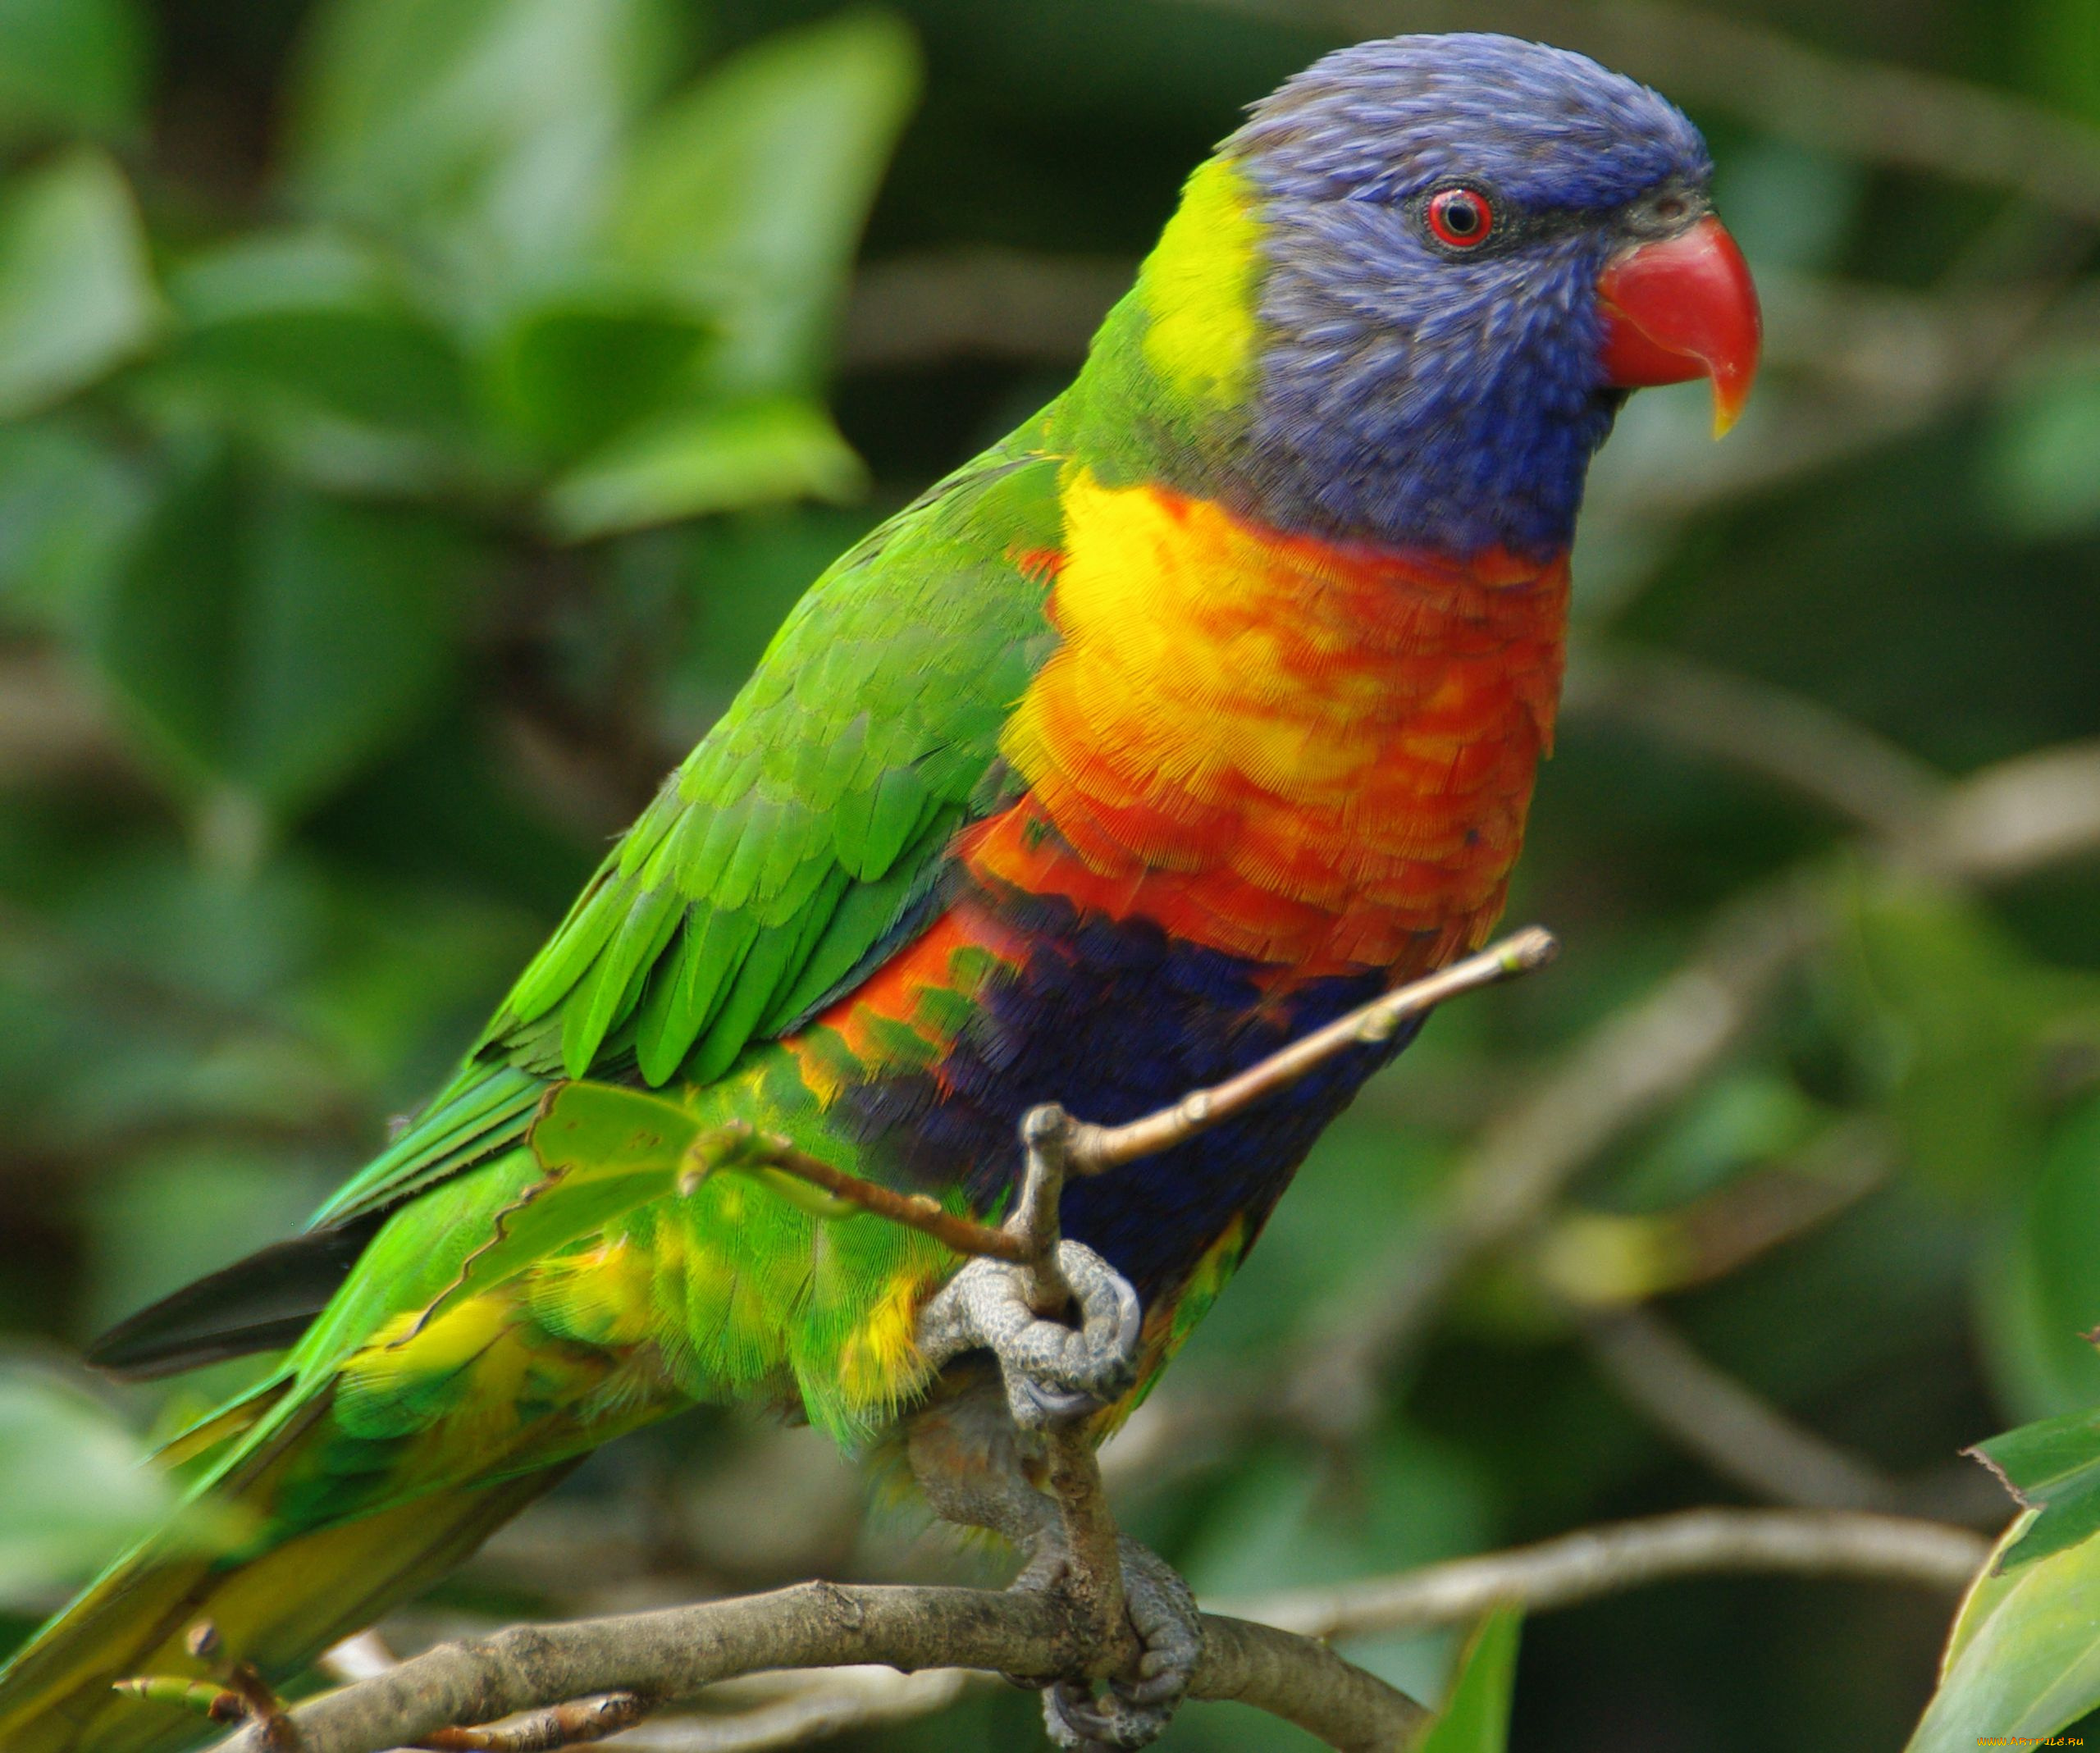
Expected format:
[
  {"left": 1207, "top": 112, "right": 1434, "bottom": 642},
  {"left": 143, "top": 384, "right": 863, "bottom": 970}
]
[
  {"left": 2, "top": 421, "right": 1076, "bottom": 1753},
  {"left": 312, "top": 431, "right": 1065, "bottom": 1229}
]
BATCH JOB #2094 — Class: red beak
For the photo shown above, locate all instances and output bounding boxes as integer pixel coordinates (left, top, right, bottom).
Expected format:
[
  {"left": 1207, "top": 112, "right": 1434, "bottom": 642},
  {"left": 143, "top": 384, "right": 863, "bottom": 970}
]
[{"left": 1596, "top": 214, "right": 1761, "bottom": 436}]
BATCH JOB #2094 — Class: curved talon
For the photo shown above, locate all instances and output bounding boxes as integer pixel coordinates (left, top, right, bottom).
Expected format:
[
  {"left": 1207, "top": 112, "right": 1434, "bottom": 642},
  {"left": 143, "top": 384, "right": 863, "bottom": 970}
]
[
  {"left": 1037, "top": 1537, "right": 1202, "bottom": 1750},
  {"left": 1047, "top": 1681, "right": 1125, "bottom": 1747},
  {"left": 915, "top": 1241, "right": 1143, "bottom": 1430},
  {"left": 1016, "top": 1379, "right": 1102, "bottom": 1424}
]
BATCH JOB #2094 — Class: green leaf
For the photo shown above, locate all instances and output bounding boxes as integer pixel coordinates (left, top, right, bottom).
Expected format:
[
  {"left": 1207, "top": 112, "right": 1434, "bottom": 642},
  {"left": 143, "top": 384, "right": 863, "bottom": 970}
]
[
  {"left": 483, "top": 295, "right": 712, "bottom": 461},
  {"left": 0, "top": 419, "right": 145, "bottom": 632},
  {"left": 1906, "top": 1511, "right": 2099, "bottom": 1751},
  {"left": 1420, "top": 1608, "right": 1522, "bottom": 1753},
  {"left": 1600, "top": 1067, "right": 1823, "bottom": 1211},
  {"left": 88, "top": 453, "right": 474, "bottom": 820},
  {"left": 547, "top": 396, "right": 864, "bottom": 540},
  {"left": 0, "top": 1358, "right": 174, "bottom": 1609},
  {"left": 163, "top": 229, "right": 473, "bottom": 442},
  {"left": 531, "top": 1079, "right": 698, "bottom": 1180},
  {"left": 609, "top": 9, "right": 920, "bottom": 389},
  {"left": 1970, "top": 1404, "right": 2100, "bottom": 1572},
  {"left": 0, "top": 147, "right": 158, "bottom": 418},
  {"left": 468, "top": 1081, "right": 883, "bottom": 1309},
  {"left": 1838, "top": 874, "right": 2098, "bottom": 1194},
  {"left": 288, "top": 0, "right": 677, "bottom": 299},
  {"left": 0, "top": 0, "right": 150, "bottom": 143}
]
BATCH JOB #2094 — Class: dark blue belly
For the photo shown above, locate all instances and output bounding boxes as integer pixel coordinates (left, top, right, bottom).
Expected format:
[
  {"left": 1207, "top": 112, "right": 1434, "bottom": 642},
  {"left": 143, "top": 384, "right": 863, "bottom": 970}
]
[{"left": 836, "top": 884, "right": 1418, "bottom": 1303}]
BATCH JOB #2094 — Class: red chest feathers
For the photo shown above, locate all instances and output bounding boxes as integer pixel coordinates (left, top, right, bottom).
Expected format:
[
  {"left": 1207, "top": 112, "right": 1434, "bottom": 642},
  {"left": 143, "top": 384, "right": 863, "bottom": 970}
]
[{"left": 970, "top": 471, "right": 1569, "bottom": 981}]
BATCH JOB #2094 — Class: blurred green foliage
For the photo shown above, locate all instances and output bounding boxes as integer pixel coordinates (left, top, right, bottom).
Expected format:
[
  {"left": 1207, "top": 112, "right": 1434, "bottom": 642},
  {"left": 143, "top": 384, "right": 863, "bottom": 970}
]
[{"left": 0, "top": 0, "right": 2097, "bottom": 1748}]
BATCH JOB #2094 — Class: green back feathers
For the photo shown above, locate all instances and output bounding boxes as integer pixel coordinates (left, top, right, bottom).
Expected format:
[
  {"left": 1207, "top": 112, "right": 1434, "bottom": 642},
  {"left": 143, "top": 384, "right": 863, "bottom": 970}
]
[
  {"left": 317, "top": 435, "right": 1066, "bottom": 1230},
  {"left": 487, "top": 437, "right": 1064, "bottom": 1082}
]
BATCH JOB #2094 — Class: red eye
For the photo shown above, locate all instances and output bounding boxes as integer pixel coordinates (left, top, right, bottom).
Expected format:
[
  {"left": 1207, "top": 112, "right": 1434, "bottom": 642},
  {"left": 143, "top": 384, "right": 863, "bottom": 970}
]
[{"left": 1426, "top": 187, "right": 1495, "bottom": 250}]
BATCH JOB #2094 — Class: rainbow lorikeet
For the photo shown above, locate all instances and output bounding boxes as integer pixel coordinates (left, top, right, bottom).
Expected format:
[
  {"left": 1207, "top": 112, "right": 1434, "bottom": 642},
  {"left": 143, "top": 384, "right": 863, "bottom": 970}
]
[{"left": 0, "top": 30, "right": 1758, "bottom": 1752}]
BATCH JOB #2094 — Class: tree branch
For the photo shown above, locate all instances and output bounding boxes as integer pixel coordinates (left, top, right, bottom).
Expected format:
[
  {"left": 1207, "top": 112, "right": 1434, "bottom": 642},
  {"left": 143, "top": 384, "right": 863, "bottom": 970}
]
[
  {"left": 249, "top": 1503, "right": 1982, "bottom": 1753},
  {"left": 599, "top": 1669, "right": 974, "bottom": 1752},
  {"left": 1919, "top": 739, "right": 2100, "bottom": 883},
  {"left": 1222, "top": 1508, "right": 1991, "bottom": 1641},
  {"left": 1527, "top": 1116, "right": 1896, "bottom": 1307},
  {"left": 205, "top": 1587, "right": 1430, "bottom": 1753},
  {"left": 1286, "top": 879, "right": 1823, "bottom": 1439},
  {"left": 1565, "top": 644, "right": 1948, "bottom": 842},
  {"left": 192, "top": 935, "right": 1570, "bottom": 1753},
  {"left": 0, "top": 649, "right": 128, "bottom": 786},
  {"left": 1063, "top": 928, "right": 1560, "bottom": 1173}
]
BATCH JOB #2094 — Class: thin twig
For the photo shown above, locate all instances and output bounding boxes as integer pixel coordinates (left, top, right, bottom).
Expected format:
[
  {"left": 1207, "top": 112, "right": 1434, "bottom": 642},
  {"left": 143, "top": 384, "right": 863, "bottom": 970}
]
[
  {"left": 415, "top": 1694, "right": 646, "bottom": 1751},
  {"left": 1008, "top": 1111, "right": 1128, "bottom": 1669},
  {"left": 599, "top": 1669, "right": 975, "bottom": 1751},
  {"left": 1920, "top": 739, "right": 2100, "bottom": 883},
  {"left": 1289, "top": 882, "right": 1821, "bottom": 1438},
  {"left": 1528, "top": 1116, "right": 1897, "bottom": 1306},
  {"left": 1283, "top": 726, "right": 2100, "bottom": 1441},
  {"left": 677, "top": 929, "right": 1560, "bottom": 1265},
  {"left": 0, "top": 649, "right": 127, "bottom": 785},
  {"left": 681, "top": 1122, "right": 1035, "bottom": 1263},
  {"left": 1066, "top": 929, "right": 1561, "bottom": 1173},
  {"left": 1221, "top": 1508, "right": 1991, "bottom": 1641},
  {"left": 1565, "top": 644, "right": 1947, "bottom": 842},
  {"left": 1582, "top": 1305, "right": 1897, "bottom": 1512}
]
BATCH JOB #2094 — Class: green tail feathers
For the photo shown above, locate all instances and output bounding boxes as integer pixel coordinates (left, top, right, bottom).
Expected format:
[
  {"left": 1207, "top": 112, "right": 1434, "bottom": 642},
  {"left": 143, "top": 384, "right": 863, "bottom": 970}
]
[{"left": 0, "top": 1416, "right": 569, "bottom": 1753}]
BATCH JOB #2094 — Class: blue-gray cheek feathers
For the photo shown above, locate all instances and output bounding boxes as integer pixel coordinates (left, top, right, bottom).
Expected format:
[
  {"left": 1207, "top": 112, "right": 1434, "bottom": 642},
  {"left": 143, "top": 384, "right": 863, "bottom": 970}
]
[
  {"left": 1216, "top": 31, "right": 1714, "bottom": 561},
  {"left": 1244, "top": 202, "right": 1619, "bottom": 560}
]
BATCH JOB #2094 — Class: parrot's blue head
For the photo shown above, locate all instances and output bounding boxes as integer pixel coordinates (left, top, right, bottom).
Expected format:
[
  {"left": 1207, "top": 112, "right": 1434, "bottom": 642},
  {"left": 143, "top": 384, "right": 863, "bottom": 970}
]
[{"left": 1217, "top": 32, "right": 1760, "bottom": 559}]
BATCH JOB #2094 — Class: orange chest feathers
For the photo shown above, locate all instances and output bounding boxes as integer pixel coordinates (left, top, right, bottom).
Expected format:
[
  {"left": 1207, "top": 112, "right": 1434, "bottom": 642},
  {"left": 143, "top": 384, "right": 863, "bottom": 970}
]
[{"left": 969, "top": 470, "right": 1571, "bottom": 980}]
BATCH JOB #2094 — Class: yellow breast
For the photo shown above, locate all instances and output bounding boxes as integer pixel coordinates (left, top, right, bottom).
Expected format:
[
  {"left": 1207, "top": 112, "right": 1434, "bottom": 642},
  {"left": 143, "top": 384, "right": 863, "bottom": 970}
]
[{"left": 981, "top": 468, "right": 1570, "bottom": 975}]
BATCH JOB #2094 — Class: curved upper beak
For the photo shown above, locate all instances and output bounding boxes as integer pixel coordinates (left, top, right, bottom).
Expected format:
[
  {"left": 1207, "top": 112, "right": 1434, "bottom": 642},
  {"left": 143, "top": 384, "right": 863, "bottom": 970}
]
[{"left": 1596, "top": 214, "right": 1761, "bottom": 436}]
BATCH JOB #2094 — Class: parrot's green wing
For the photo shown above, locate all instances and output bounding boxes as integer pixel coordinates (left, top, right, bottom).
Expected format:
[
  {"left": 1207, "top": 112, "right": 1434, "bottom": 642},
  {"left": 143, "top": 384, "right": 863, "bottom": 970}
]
[{"left": 310, "top": 435, "right": 1066, "bottom": 1228}]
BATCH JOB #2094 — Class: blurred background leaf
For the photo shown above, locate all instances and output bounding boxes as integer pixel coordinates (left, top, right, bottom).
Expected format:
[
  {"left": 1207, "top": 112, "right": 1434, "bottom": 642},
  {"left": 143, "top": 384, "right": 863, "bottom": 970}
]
[
  {"left": 89, "top": 451, "right": 474, "bottom": 833},
  {"left": 0, "top": 148, "right": 157, "bottom": 419},
  {"left": 607, "top": 9, "right": 921, "bottom": 390},
  {"left": 0, "top": 1359, "right": 172, "bottom": 1612},
  {"left": 0, "top": 0, "right": 149, "bottom": 145}
]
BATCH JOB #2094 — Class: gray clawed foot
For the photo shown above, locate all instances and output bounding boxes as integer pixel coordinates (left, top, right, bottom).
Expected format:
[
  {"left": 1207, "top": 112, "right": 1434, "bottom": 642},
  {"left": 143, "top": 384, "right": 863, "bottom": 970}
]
[
  {"left": 915, "top": 1241, "right": 1143, "bottom": 1428},
  {"left": 1041, "top": 1537, "right": 1203, "bottom": 1750},
  {"left": 913, "top": 1243, "right": 1182, "bottom": 1746}
]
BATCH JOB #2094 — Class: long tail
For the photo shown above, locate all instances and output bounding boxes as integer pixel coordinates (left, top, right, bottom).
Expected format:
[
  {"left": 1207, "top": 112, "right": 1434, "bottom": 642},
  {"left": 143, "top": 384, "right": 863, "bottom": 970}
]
[{"left": 0, "top": 1408, "right": 571, "bottom": 1753}]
